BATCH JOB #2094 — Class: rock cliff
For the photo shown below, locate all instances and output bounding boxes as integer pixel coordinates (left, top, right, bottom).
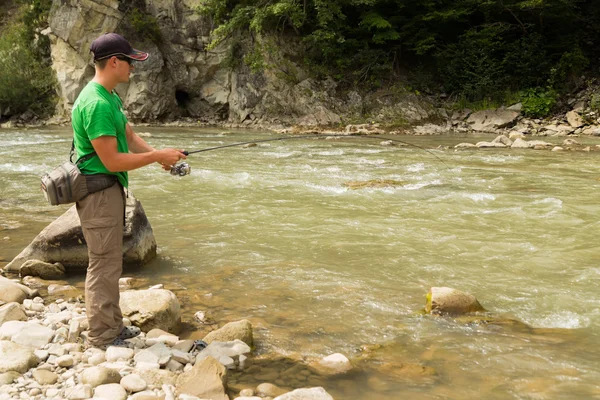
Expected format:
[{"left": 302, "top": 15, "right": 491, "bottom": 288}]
[{"left": 43, "top": 0, "right": 435, "bottom": 128}]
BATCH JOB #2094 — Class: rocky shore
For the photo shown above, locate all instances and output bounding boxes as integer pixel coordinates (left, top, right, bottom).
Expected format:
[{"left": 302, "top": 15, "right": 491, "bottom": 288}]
[{"left": 0, "top": 273, "right": 339, "bottom": 400}]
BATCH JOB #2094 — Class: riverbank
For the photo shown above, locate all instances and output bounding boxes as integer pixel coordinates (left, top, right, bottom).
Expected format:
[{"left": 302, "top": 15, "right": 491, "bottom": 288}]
[{"left": 0, "top": 272, "right": 340, "bottom": 400}]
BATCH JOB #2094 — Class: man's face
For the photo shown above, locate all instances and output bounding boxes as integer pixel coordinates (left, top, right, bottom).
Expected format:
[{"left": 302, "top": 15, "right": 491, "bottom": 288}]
[{"left": 114, "top": 56, "right": 134, "bottom": 83}]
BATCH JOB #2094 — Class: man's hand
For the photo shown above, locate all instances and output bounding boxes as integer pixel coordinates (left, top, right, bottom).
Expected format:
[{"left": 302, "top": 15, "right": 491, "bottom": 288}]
[{"left": 155, "top": 148, "right": 186, "bottom": 168}]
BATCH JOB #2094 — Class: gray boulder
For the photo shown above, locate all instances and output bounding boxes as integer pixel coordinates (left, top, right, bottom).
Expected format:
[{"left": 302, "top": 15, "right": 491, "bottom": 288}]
[
  {"left": 467, "top": 110, "right": 519, "bottom": 132},
  {"left": 120, "top": 289, "right": 181, "bottom": 333},
  {"left": 19, "top": 260, "right": 66, "bottom": 280},
  {"left": 4, "top": 194, "right": 156, "bottom": 273}
]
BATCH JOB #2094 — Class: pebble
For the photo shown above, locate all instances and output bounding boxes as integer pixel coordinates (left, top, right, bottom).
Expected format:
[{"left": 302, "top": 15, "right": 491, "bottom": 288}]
[
  {"left": 120, "top": 374, "right": 147, "bottom": 392},
  {"left": 56, "top": 355, "right": 74, "bottom": 367}
]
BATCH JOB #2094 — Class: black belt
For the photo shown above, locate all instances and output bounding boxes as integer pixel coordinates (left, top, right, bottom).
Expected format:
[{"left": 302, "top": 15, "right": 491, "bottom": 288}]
[{"left": 85, "top": 174, "right": 118, "bottom": 194}]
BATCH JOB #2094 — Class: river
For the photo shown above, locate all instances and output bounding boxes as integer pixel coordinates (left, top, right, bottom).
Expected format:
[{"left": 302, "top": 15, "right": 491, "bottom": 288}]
[{"left": 1, "top": 126, "right": 600, "bottom": 399}]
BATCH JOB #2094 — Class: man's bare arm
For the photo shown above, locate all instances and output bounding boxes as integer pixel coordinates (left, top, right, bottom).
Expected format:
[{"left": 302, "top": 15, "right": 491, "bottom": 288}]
[
  {"left": 125, "top": 123, "right": 154, "bottom": 153},
  {"left": 91, "top": 136, "right": 185, "bottom": 172}
]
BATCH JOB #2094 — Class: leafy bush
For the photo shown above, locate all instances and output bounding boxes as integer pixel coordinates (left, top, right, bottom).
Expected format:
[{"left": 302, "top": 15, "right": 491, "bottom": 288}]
[
  {"left": 520, "top": 88, "right": 557, "bottom": 118},
  {"left": 0, "top": 24, "right": 56, "bottom": 117},
  {"left": 127, "top": 8, "right": 162, "bottom": 43}
]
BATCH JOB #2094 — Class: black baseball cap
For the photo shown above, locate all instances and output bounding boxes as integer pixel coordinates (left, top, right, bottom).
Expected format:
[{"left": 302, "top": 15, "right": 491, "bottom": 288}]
[{"left": 90, "top": 33, "right": 149, "bottom": 62}]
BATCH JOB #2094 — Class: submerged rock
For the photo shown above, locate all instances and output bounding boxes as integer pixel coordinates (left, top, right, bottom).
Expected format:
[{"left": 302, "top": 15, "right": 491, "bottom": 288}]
[
  {"left": 343, "top": 179, "right": 405, "bottom": 190},
  {"left": 4, "top": 194, "right": 156, "bottom": 273},
  {"left": 425, "top": 287, "right": 485, "bottom": 315}
]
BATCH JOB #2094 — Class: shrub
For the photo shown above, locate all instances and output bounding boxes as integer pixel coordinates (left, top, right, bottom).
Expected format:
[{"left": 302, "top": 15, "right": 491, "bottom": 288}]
[
  {"left": 0, "top": 24, "right": 56, "bottom": 117},
  {"left": 520, "top": 88, "right": 556, "bottom": 118}
]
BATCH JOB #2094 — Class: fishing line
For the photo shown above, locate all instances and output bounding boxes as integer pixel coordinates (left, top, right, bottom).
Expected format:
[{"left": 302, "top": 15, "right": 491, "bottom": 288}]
[{"left": 170, "top": 133, "right": 451, "bottom": 175}]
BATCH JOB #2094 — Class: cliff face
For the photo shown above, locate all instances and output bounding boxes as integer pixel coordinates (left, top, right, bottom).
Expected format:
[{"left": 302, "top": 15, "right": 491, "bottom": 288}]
[{"left": 44, "top": 0, "right": 435, "bottom": 128}]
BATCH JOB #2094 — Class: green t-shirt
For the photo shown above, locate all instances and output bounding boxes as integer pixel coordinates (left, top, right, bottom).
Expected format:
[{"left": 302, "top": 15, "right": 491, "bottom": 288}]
[{"left": 72, "top": 81, "right": 129, "bottom": 188}]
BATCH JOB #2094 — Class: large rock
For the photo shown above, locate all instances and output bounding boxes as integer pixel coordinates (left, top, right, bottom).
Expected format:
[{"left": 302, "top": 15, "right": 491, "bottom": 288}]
[
  {"left": 0, "top": 303, "right": 27, "bottom": 325},
  {"left": 0, "top": 340, "right": 39, "bottom": 373},
  {"left": 467, "top": 110, "right": 519, "bottom": 132},
  {"left": 425, "top": 287, "right": 485, "bottom": 315},
  {"left": 4, "top": 194, "right": 156, "bottom": 273},
  {"left": 176, "top": 356, "right": 228, "bottom": 400},
  {"left": 203, "top": 319, "right": 253, "bottom": 346},
  {"left": 120, "top": 289, "right": 181, "bottom": 333},
  {"left": 0, "top": 278, "right": 29, "bottom": 304},
  {"left": 19, "top": 260, "right": 66, "bottom": 280}
]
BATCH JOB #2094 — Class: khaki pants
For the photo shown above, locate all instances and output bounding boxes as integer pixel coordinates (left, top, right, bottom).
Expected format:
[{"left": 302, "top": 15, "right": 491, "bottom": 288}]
[{"left": 76, "top": 183, "right": 125, "bottom": 346}]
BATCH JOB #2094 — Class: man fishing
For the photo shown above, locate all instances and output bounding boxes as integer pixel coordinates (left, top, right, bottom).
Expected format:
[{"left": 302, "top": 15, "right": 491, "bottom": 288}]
[{"left": 72, "top": 32, "right": 186, "bottom": 347}]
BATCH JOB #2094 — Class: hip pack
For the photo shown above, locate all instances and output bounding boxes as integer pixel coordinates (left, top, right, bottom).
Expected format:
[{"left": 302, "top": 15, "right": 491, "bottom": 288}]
[{"left": 41, "top": 147, "right": 117, "bottom": 206}]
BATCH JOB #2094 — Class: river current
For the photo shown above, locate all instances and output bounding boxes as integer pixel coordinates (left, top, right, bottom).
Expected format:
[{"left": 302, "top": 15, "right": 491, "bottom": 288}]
[{"left": 1, "top": 126, "right": 600, "bottom": 399}]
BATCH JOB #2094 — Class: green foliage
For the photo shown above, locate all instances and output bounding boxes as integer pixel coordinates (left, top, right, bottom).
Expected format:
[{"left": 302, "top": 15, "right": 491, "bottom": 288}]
[
  {"left": 196, "top": 0, "right": 600, "bottom": 100},
  {"left": 0, "top": 23, "right": 56, "bottom": 117},
  {"left": 548, "top": 49, "right": 589, "bottom": 92},
  {"left": 126, "top": 8, "right": 162, "bottom": 43},
  {"left": 243, "top": 44, "right": 265, "bottom": 73},
  {"left": 520, "top": 88, "right": 557, "bottom": 118},
  {"left": 590, "top": 93, "right": 600, "bottom": 112}
]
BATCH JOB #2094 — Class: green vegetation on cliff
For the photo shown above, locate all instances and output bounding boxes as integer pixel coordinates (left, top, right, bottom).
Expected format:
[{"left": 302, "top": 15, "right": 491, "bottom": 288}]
[
  {"left": 0, "top": 0, "right": 55, "bottom": 119},
  {"left": 197, "top": 0, "right": 600, "bottom": 111}
]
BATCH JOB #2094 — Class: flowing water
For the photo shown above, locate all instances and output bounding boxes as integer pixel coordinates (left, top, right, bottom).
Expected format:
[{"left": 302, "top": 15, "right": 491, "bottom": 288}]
[{"left": 2, "top": 126, "right": 600, "bottom": 399}]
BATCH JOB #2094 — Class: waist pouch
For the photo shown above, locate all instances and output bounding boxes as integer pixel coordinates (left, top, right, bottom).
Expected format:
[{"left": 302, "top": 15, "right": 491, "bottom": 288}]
[{"left": 41, "top": 162, "right": 117, "bottom": 206}]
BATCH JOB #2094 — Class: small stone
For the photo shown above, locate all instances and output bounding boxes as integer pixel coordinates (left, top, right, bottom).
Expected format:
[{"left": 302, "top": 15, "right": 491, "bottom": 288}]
[
  {"left": 56, "top": 355, "right": 74, "bottom": 367},
  {"left": 120, "top": 373, "right": 147, "bottom": 392},
  {"left": 32, "top": 369, "right": 58, "bottom": 385},
  {"left": 93, "top": 383, "right": 127, "bottom": 400}
]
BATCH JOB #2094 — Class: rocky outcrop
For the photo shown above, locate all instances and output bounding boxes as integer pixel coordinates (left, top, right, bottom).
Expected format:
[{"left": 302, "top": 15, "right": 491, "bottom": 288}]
[
  {"left": 42, "top": 0, "right": 438, "bottom": 128},
  {"left": 4, "top": 193, "right": 156, "bottom": 273}
]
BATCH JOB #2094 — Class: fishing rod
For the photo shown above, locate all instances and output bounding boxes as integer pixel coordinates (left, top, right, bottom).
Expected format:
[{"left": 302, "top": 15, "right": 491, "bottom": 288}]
[{"left": 170, "top": 133, "right": 450, "bottom": 176}]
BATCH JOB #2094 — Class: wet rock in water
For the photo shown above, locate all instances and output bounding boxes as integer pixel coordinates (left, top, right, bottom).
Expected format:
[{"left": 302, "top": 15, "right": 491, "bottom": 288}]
[
  {"left": 425, "top": 287, "right": 485, "bottom": 315},
  {"left": 0, "top": 340, "right": 38, "bottom": 373},
  {"left": 256, "top": 382, "right": 287, "bottom": 397},
  {"left": 343, "top": 179, "right": 404, "bottom": 190},
  {"left": 273, "top": 387, "right": 334, "bottom": 400},
  {"left": 203, "top": 319, "right": 253, "bottom": 346},
  {"left": 47, "top": 284, "right": 81, "bottom": 298},
  {"left": 3, "top": 194, "right": 157, "bottom": 273},
  {"left": 314, "top": 353, "right": 353, "bottom": 374},
  {"left": 21, "top": 276, "right": 68, "bottom": 290},
  {"left": 454, "top": 143, "right": 477, "bottom": 149},
  {"left": 120, "top": 289, "right": 181, "bottom": 334},
  {"left": 492, "top": 135, "right": 513, "bottom": 146},
  {"left": 242, "top": 143, "right": 258, "bottom": 148},
  {"left": 176, "top": 356, "right": 228, "bottom": 400},
  {"left": 195, "top": 340, "right": 251, "bottom": 365},
  {"left": 19, "top": 260, "right": 66, "bottom": 280}
]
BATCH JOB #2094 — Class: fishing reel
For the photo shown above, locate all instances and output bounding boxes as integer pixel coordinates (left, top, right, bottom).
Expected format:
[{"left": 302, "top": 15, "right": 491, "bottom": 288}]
[{"left": 170, "top": 162, "right": 191, "bottom": 176}]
